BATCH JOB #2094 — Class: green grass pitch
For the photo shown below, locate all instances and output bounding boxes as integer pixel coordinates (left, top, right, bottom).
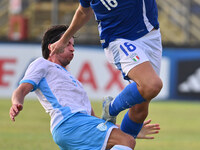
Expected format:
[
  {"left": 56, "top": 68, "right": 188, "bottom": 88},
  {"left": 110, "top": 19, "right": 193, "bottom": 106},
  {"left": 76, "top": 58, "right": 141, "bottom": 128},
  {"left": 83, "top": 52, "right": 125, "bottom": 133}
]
[{"left": 1, "top": 99, "right": 200, "bottom": 150}]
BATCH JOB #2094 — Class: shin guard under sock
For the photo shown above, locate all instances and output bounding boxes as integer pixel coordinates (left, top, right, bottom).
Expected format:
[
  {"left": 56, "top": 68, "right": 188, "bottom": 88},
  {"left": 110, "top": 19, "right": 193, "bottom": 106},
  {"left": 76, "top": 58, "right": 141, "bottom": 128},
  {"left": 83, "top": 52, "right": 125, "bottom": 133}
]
[
  {"left": 120, "top": 111, "right": 143, "bottom": 138},
  {"left": 109, "top": 82, "right": 146, "bottom": 116}
]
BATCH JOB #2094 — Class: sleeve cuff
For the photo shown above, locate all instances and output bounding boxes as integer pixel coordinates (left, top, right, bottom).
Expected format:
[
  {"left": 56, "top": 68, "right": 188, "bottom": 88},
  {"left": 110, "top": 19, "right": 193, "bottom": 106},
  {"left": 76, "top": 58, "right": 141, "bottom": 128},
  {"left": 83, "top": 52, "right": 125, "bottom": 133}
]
[
  {"left": 19, "top": 80, "right": 38, "bottom": 92},
  {"left": 79, "top": 0, "right": 90, "bottom": 8}
]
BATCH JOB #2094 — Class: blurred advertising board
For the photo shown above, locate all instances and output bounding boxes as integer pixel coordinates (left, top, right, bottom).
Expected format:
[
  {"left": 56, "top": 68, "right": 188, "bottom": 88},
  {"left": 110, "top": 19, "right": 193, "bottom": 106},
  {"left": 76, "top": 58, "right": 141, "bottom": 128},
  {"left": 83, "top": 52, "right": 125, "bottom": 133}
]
[
  {"left": 0, "top": 43, "right": 199, "bottom": 100},
  {"left": 163, "top": 49, "right": 200, "bottom": 100}
]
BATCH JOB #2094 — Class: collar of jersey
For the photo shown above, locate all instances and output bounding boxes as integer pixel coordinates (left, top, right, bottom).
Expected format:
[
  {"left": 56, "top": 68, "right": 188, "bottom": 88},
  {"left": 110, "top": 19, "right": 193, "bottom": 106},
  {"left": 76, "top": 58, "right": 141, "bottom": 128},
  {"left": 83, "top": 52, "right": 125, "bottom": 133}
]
[{"left": 55, "top": 64, "right": 68, "bottom": 73}]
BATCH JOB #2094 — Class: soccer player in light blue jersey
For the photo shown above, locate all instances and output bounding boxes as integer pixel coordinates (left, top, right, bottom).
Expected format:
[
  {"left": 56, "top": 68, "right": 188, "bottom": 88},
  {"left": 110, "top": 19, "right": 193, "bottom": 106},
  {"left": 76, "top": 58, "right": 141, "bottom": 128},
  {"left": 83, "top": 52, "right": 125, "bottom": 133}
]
[
  {"left": 50, "top": 0, "right": 163, "bottom": 140},
  {"left": 9, "top": 25, "right": 160, "bottom": 150}
]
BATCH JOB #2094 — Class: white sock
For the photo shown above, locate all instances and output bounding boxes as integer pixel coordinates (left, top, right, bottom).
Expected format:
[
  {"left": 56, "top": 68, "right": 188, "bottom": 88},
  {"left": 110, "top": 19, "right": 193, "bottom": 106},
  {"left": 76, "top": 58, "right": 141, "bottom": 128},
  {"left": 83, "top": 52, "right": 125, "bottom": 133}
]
[{"left": 110, "top": 145, "right": 132, "bottom": 150}]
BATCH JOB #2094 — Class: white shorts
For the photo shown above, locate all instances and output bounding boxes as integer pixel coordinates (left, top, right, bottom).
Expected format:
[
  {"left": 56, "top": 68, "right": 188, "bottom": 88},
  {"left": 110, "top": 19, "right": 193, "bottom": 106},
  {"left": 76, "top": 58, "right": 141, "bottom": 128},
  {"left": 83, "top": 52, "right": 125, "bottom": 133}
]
[
  {"left": 52, "top": 112, "right": 117, "bottom": 150},
  {"left": 104, "top": 29, "right": 162, "bottom": 80}
]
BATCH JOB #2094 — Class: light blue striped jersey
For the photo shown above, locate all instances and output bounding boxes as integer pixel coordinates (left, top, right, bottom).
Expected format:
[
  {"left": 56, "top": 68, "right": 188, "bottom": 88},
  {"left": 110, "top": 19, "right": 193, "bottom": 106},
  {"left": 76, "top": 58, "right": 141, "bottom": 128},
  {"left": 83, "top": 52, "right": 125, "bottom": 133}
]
[
  {"left": 20, "top": 57, "right": 92, "bottom": 133},
  {"left": 80, "top": 0, "right": 159, "bottom": 48}
]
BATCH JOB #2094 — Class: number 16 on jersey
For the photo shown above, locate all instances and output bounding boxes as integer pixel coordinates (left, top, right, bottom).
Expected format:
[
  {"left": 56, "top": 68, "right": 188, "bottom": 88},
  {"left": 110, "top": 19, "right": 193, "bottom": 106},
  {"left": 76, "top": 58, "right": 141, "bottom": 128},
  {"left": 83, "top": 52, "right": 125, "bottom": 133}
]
[{"left": 100, "top": 0, "right": 118, "bottom": 11}]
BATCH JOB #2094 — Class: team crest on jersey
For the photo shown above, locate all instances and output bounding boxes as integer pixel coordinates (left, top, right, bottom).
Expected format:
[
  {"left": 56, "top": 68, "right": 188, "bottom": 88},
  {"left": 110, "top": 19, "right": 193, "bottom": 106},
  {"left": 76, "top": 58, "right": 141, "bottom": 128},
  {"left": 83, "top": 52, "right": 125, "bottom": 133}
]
[
  {"left": 130, "top": 53, "right": 140, "bottom": 62},
  {"left": 96, "top": 122, "right": 107, "bottom": 131}
]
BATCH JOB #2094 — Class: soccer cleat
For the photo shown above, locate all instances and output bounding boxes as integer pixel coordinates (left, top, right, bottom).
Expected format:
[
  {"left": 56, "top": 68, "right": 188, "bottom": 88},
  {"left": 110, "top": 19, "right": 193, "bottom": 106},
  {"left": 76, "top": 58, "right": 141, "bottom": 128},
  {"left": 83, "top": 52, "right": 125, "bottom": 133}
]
[{"left": 101, "top": 96, "right": 116, "bottom": 124}]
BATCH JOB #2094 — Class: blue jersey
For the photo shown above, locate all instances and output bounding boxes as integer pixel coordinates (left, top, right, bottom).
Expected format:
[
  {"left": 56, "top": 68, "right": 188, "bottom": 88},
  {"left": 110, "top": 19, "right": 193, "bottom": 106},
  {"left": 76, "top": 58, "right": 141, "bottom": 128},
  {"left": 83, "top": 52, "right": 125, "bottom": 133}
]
[{"left": 80, "top": 0, "right": 159, "bottom": 48}]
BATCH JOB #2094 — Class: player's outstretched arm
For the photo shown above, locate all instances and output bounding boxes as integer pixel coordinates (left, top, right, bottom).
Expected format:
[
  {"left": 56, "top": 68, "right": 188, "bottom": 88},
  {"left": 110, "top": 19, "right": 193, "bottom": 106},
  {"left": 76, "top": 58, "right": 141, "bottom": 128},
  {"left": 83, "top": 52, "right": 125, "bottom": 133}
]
[
  {"left": 50, "top": 4, "right": 93, "bottom": 56},
  {"left": 9, "top": 83, "right": 33, "bottom": 122},
  {"left": 137, "top": 119, "right": 160, "bottom": 139}
]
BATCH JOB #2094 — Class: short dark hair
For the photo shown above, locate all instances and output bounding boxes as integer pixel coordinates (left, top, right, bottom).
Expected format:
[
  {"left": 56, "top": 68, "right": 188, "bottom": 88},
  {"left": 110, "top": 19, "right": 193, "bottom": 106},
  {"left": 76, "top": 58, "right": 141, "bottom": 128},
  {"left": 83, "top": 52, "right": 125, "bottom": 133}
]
[{"left": 41, "top": 25, "right": 69, "bottom": 59}]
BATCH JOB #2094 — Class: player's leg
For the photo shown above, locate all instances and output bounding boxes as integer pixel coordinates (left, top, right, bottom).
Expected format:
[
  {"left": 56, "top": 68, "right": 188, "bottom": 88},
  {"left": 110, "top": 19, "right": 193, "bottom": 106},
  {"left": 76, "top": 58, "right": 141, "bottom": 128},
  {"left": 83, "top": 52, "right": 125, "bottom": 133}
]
[
  {"left": 103, "top": 30, "right": 162, "bottom": 137},
  {"left": 103, "top": 34, "right": 162, "bottom": 117},
  {"left": 102, "top": 42, "right": 149, "bottom": 123},
  {"left": 102, "top": 61, "right": 161, "bottom": 138},
  {"left": 129, "top": 102, "right": 149, "bottom": 123},
  {"left": 106, "top": 128, "right": 135, "bottom": 150},
  {"left": 120, "top": 102, "right": 149, "bottom": 138},
  {"left": 117, "top": 61, "right": 162, "bottom": 138},
  {"left": 119, "top": 29, "right": 163, "bottom": 138},
  {"left": 108, "top": 61, "right": 162, "bottom": 117},
  {"left": 127, "top": 61, "right": 162, "bottom": 101}
]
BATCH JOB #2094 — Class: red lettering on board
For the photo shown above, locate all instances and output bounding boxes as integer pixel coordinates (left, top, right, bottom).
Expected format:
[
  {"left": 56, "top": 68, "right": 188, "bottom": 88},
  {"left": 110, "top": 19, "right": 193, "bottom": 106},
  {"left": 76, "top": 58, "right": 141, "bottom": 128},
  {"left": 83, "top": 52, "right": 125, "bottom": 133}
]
[
  {"left": 0, "top": 58, "right": 16, "bottom": 87},
  {"left": 105, "top": 63, "right": 125, "bottom": 91},
  {"left": 77, "top": 62, "right": 97, "bottom": 90}
]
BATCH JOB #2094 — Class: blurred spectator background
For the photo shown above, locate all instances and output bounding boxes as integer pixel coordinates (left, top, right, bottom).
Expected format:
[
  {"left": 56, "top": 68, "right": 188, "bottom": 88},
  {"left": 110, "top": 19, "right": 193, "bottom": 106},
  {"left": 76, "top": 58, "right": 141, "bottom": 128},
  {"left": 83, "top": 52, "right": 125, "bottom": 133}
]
[{"left": 1, "top": 0, "right": 200, "bottom": 47}]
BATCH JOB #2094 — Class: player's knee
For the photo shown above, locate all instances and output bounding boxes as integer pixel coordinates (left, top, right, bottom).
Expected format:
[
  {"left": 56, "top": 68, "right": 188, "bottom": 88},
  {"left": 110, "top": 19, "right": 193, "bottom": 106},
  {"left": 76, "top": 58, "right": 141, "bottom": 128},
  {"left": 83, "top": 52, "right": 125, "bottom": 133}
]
[
  {"left": 142, "top": 77, "right": 163, "bottom": 100},
  {"left": 123, "top": 134, "right": 136, "bottom": 149},
  {"left": 108, "top": 129, "right": 136, "bottom": 149},
  {"left": 149, "top": 79, "right": 162, "bottom": 97},
  {"left": 112, "top": 136, "right": 135, "bottom": 149}
]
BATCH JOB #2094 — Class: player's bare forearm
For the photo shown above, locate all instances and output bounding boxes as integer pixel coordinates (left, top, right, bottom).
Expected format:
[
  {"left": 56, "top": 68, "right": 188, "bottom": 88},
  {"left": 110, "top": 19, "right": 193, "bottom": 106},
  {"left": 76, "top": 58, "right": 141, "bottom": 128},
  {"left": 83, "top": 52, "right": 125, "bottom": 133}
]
[
  {"left": 10, "top": 89, "right": 25, "bottom": 121},
  {"left": 62, "top": 4, "right": 93, "bottom": 43},
  {"left": 50, "top": 5, "right": 93, "bottom": 56},
  {"left": 9, "top": 83, "right": 33, "bottom": 121}
]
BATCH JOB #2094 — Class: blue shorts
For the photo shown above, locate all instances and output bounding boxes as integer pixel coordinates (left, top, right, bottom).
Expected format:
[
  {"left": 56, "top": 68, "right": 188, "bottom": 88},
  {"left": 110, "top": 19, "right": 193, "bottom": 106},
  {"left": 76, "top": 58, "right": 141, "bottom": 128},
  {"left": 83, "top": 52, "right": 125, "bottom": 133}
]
[{"left": 52, "top": 112, "right": 117, "bottom": 150}]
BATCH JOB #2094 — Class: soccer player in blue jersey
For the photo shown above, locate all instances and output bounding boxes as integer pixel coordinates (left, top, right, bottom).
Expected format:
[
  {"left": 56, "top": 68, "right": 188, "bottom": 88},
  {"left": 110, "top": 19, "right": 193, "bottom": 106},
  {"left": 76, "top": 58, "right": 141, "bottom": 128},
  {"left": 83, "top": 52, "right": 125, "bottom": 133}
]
[
  {"left": 9, "top": 25, "right": 160, "bottom": 150},
  {"left": 50, "top": 0, "right": 163, "bottom": 139}
]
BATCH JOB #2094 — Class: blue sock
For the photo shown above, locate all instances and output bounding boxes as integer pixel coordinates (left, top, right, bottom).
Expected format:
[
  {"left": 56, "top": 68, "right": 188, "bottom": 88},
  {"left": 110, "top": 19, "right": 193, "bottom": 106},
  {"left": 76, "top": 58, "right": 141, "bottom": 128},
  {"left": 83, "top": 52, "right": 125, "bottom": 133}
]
[
  {"left": 120, "top": 111, "right": 143, "bottom": 138},
  {"left": 109, "top": 82, "right": 146, "bottom": 116}
]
